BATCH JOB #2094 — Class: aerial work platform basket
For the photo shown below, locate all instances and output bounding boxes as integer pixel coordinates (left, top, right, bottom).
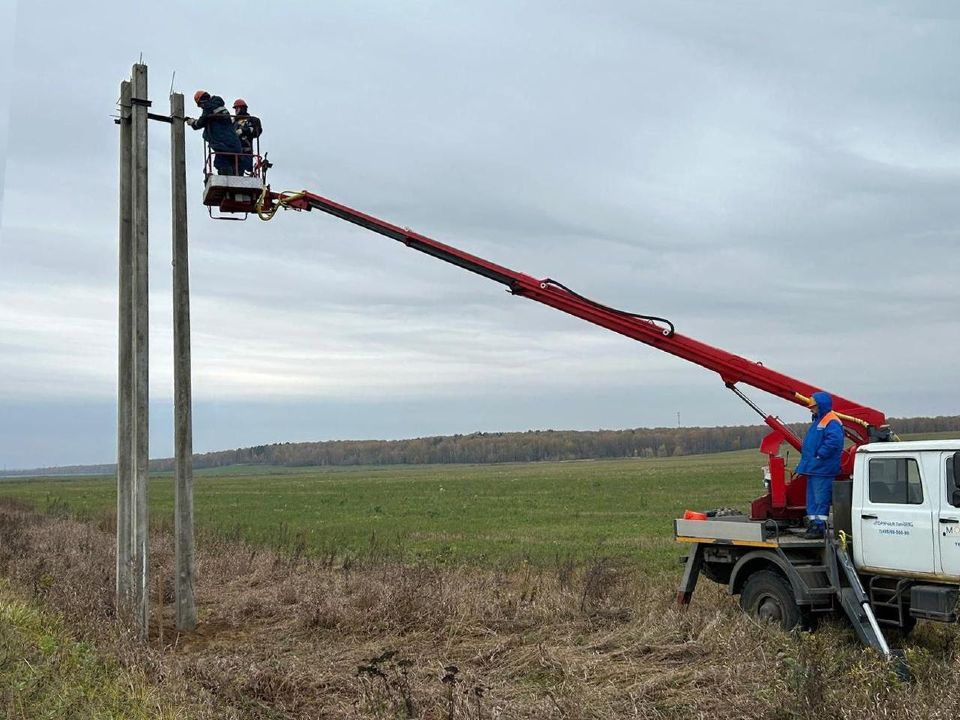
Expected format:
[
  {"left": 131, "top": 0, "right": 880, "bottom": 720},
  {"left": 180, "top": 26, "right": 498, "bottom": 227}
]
[
  {"left": 202, "top": 174, "right": 264, "bottom": 218},
  {"left": 200, "top": 127, "right": 269, "bottom": 220}
]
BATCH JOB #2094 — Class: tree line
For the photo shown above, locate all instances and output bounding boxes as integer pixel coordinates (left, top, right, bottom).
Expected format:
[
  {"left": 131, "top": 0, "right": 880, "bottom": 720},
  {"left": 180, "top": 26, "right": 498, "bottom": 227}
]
[{"left": 6, "top": 414, "right": 960, "bottom": 477}]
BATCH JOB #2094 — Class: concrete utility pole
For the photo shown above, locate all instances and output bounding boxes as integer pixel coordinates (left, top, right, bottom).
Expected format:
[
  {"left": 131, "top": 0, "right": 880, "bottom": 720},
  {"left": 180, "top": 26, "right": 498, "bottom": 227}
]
[
  {"left": 170, "top": 92, "right": 196, "bottom": 631},
  {"left": 131, "top": 63, "right": 151, "bottom": 637},
  {"left": 131, "top": 62, "right": 150, "bottom": 636},
  {"left": 117, "top": 62, "right": 197, "bottom": 640},
  {"left": 117, "top": 79, "right": 134, "bottom": 622}
]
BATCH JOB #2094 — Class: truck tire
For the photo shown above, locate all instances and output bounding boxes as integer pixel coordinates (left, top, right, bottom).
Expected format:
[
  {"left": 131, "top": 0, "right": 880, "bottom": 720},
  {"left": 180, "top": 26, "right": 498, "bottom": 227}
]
[
  {"left": 739, "top": 570, "right": 802, "bottom": 630},
  {"left": 702, "top": 562, "right": 732, "bottom": 585}
]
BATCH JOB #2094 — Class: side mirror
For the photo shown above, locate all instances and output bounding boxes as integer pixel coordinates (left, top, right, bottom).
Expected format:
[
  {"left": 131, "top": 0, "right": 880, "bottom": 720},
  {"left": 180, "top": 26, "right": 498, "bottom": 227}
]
[{"left": 952, "top": 490, "right": 960, "bottom": 508}]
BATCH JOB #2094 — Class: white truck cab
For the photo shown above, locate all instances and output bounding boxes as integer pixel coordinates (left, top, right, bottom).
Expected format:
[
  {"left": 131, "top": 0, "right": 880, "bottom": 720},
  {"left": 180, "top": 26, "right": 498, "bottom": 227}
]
[{"left": 852, "top": 440, "right": 960, "bottom": 581}]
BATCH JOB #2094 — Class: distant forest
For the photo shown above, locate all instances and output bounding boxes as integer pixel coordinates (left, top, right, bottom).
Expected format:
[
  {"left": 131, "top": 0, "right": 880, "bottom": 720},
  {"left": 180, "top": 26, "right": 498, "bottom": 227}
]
[{"left": 6, "top": 415, "right": 960, "bottom": 477}]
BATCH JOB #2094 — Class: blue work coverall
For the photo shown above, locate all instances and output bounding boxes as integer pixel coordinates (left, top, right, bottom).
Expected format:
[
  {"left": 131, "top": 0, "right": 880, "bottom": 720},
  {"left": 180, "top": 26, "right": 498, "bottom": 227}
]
[
  {"left": 795, "top": 392, "right": 844, "bottom": 530},
  {"left": 191, "top": 95, "right": 243, "bottom": 175}
]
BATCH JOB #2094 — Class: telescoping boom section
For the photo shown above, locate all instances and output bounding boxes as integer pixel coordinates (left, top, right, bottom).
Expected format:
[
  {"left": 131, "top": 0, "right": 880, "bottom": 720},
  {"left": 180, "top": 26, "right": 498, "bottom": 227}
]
[{"left": 259, "top": 188, "right": 892, "bottom": 521}]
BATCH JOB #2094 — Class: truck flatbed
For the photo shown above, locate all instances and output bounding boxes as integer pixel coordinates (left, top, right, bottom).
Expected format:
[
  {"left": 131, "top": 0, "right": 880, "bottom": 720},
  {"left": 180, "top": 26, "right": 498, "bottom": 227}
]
[{"left": 674, "top": 515, "right": 825, "bottom": 547}]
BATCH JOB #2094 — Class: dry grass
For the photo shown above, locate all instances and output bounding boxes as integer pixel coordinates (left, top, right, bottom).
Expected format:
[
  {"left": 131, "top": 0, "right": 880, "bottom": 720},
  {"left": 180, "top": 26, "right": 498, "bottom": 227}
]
[{"left": 3, "top": 498, "right": 960, "bottom": 718}]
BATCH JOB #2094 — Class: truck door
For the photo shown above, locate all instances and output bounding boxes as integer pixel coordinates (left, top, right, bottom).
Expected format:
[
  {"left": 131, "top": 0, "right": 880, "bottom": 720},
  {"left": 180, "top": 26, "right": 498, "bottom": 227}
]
[
  {"left": 858, "top": 455, "right": 935, "bottom": 574},
  {"left": 938, "top": 453, "right": 960, "bottom": 576}
]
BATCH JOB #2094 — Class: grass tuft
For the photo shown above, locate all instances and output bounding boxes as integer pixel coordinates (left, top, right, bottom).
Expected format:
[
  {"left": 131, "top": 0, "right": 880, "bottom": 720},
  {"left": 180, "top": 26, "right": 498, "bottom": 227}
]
[{"left": 0, "top": 579, "right": 178, "bottom": 719}]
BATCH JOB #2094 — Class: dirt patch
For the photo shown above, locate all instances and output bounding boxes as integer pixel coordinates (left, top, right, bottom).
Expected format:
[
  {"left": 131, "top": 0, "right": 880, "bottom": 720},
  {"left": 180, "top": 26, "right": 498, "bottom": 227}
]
[{"left": 3, "top": 500, "right": 960, "bottom": 719}]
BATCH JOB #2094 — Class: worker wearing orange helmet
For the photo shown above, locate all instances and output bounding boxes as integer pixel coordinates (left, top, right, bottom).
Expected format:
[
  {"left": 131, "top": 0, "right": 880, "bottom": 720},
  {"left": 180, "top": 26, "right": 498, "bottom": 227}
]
[
  {"left": 186, "top": 91, "right": 243, "bottom": 175},
  {"left": 232, "top": 98, "right": 263, "bottom": 176}
]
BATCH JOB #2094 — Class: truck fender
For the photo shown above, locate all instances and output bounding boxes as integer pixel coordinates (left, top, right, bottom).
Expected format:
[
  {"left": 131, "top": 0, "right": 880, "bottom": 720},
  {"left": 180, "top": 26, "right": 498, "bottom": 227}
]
[{"left": 729, "top": 550, "right": 809, "bottom": 604}]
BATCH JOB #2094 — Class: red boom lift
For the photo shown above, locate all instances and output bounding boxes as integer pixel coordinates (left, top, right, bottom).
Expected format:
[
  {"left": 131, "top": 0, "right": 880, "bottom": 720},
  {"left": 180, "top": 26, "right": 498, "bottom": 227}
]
[{"left": 202, "top": 151, "right": 893, "bottom": 524}]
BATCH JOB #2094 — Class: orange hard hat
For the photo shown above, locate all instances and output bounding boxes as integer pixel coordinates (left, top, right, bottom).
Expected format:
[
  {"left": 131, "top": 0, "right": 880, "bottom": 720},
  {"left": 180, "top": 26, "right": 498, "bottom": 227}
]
[
  {"left": 233, "top": 98, "right": 248, "bottom": 108},
  {"left": 193, "top": 90, "right": 208, "bottom": 105}
]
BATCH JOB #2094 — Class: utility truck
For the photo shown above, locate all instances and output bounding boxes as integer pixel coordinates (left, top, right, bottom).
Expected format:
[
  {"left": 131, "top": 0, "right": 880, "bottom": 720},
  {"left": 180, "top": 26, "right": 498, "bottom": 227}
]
[
  {"left": 201, "top": 144, "right": 959, "bottom": 655},
  {"left": 677, "top": 442, "right": 960, "bottom": 654}
]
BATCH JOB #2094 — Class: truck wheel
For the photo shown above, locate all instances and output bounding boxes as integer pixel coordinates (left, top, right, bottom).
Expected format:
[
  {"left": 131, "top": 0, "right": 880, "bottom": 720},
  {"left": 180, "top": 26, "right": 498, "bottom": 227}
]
[
  {"left": 703, "top": 562, "right": 732, "bottom": 585},
  {"left": 739, "top": 570, "right": 802, "bottom": 630}
]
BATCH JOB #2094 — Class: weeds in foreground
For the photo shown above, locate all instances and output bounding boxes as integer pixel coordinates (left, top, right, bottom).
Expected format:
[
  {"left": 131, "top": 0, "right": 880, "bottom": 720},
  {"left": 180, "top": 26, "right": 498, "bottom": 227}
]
[
  {"left": 357, "top": 650, "right": 417, "bottom": 718},
  {"left": 0, "top": 579, "right": 178, "bottom": 719},
  {"left": 2, "top": 498, "right": 960, "bottom": 719}
]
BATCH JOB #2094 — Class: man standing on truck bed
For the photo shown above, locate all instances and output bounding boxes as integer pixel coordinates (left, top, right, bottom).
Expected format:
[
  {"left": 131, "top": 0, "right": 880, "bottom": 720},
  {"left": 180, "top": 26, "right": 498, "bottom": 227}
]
[{"left": 796, "top": 392, "right": 844, "bottom": 539}]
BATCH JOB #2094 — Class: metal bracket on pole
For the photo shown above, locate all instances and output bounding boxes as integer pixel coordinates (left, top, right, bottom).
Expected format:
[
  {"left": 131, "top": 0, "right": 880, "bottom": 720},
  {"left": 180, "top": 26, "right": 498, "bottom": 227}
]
[{"left": 113, "top": 112, "right": 174, "bottom": 125}]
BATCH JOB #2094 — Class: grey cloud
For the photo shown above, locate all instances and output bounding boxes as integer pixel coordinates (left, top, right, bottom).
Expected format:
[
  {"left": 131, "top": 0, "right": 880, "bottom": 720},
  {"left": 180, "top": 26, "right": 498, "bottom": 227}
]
[
  {"left": 0, "top": 0, "right": 16, "bottom": 222},
  {"left": 3, "top": 1, "right": 960, "bottom": 467}
]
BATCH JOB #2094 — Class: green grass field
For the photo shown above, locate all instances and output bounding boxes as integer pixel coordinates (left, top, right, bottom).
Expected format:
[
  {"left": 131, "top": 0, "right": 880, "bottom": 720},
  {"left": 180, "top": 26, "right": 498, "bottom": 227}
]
[
  {"left": 0, "top": 451, "right": 766, "bottom": 571},
  {"left": 5, "top": 432, "right": 956, "bottom": 571},
  {"left": 4, "top": 436, "right": 960, "bottom": 718}
]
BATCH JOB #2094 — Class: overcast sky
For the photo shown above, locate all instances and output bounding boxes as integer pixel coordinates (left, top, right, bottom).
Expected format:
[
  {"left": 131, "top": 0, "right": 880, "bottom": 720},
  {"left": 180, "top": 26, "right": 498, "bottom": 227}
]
[{"left": 1, "top": 1, "right": 959, "bottom": 469}]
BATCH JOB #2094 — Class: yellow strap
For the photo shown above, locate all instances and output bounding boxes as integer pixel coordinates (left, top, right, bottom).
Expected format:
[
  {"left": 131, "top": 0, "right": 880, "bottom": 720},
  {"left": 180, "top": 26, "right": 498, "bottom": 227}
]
[
  {"left": 254, "top": 185, "right": 306, "bottom": 221},
  {"left": 794, "top": 392, "right": 869, "bottom": 429}
]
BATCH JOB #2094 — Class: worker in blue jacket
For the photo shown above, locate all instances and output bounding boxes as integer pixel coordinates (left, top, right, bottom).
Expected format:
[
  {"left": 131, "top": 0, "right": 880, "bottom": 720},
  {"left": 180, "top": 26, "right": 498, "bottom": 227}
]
[
  {"left": 796, "top": 391, "right": 844, "bottom": 539},
  {"left": 186, "top": 91, "right": 243, "bottom": 175}
]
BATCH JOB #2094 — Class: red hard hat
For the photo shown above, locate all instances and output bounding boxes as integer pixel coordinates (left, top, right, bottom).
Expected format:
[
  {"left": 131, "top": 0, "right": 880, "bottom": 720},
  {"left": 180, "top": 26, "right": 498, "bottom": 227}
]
[
  {"left": 233, "top": 98, "right": 248, "bottom": 108},
  {"left": 193, "top": 90, "right": 208, "bottom": 105}
]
